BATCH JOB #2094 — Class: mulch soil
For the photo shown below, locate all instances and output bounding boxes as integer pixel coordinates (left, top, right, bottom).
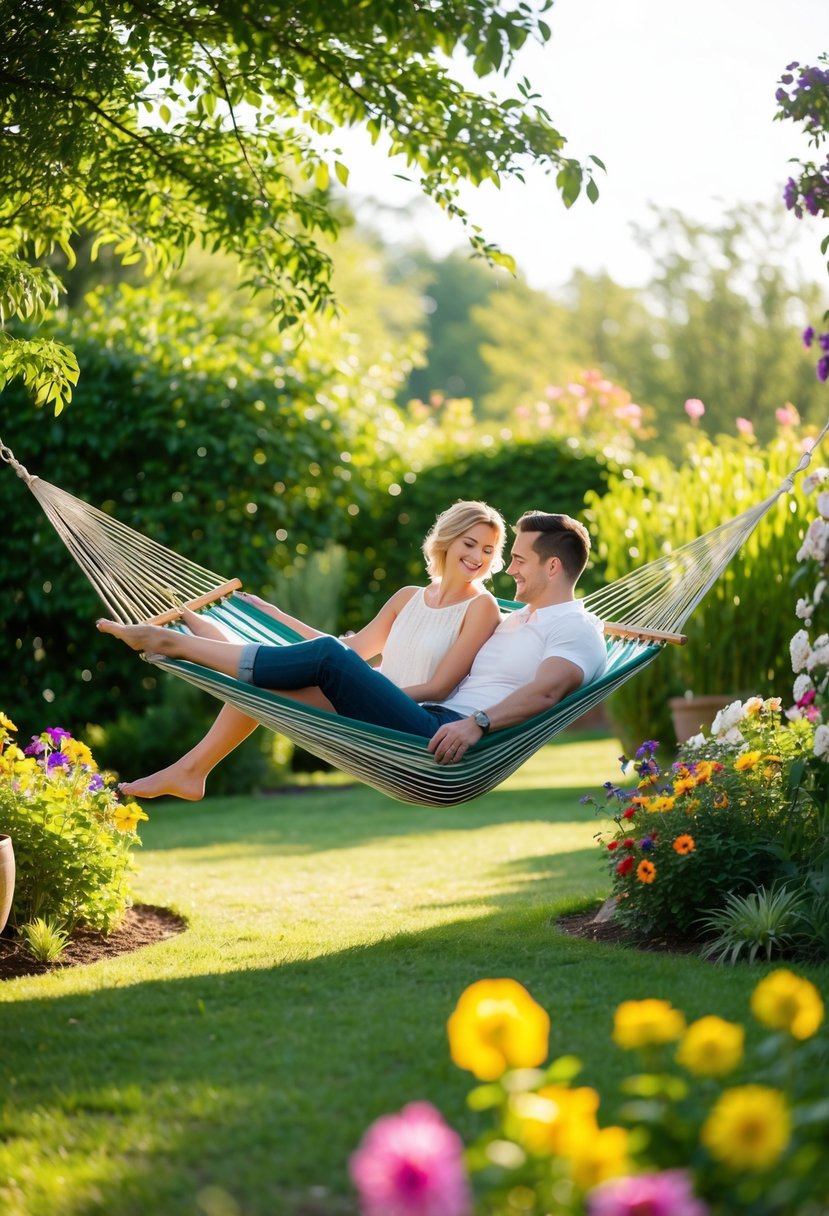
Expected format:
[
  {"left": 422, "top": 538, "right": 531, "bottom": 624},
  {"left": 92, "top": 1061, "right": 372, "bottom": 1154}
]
[
  {"left": 0, "top": 903, "right": 187, "bottom": 981},
  {"left": 556, "top": 909, "right": 704, "bottom": 956}
]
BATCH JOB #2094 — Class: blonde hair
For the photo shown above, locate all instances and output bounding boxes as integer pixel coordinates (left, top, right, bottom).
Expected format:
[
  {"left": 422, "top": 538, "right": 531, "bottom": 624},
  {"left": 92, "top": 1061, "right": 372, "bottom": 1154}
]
[{"left": 422, "top": 501, "right": 506, "bottom": 579}]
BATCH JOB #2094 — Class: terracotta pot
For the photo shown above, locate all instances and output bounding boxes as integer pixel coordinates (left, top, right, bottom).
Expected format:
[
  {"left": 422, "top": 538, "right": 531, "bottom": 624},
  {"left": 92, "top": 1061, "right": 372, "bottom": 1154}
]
[
  {"left": 669, "top": 695, "right": 733, "bottom": 744},
  {"left": 0, "top": 834, "right": 14, "bottom": 934}
]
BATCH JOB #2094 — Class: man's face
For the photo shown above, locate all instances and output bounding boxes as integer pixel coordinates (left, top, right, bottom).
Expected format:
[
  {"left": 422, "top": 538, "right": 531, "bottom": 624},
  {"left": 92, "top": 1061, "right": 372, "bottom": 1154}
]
[{"left": 506, "top": 531, "right": 551, "bottom": 605}]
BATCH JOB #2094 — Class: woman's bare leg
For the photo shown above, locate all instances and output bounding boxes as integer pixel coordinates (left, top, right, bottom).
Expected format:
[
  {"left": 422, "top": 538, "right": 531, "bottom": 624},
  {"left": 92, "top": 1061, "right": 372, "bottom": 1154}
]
[
  {"left": 96, "top": 619, "right": 245, "bottom": 676},
  {"left": 120, "top": 702, "right": 259, "bottom": 800}
]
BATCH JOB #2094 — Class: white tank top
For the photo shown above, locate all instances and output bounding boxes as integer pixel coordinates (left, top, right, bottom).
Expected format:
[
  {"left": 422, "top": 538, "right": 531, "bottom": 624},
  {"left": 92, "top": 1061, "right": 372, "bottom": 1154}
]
[{"left": 378, "top": 587, "right": 482, "bottom": 688}]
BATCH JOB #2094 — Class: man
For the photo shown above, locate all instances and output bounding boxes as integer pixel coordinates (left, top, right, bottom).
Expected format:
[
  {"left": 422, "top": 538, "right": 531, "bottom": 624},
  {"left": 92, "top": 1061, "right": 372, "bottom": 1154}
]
[{"left": 97, "top": 512, "right": 606, "bottom": 787}]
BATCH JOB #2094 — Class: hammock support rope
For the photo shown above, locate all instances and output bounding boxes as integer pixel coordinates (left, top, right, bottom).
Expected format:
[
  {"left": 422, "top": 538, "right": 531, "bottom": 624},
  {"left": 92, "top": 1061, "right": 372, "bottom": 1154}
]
[{"left": 4, "top": 421, "right": 828, "bottom": 806}]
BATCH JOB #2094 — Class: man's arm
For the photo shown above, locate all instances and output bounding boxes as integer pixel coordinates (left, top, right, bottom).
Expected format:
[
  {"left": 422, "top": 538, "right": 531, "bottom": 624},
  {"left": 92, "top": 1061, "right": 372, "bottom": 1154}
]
[{"left": 428, "top": 655, "right": 584, "bottom": 765}]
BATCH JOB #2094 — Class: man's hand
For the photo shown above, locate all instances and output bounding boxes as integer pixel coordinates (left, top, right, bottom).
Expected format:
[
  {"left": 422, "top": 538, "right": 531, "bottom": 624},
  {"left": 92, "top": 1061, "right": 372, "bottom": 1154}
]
[{"left": 428, "top": 717, "right": 483, "bottom": 765}]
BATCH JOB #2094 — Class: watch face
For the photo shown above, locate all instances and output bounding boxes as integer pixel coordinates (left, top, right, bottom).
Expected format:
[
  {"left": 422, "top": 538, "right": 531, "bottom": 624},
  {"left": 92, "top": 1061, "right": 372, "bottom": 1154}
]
[{"left": 474, "top": 711, "right": 490, "bottom": 732}]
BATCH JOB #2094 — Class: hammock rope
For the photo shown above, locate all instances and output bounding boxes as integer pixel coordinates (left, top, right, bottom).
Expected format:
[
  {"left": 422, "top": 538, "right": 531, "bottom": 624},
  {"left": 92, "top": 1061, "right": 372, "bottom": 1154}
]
[{"left": 4, "top": 420, "right": 828, "bottom": 806}]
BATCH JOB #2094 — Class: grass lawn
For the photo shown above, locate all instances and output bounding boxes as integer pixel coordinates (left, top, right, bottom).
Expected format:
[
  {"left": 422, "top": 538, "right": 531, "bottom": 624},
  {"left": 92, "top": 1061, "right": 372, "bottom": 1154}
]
[{"left": 1, "top": 732, "right": 827, "bottom": 1215}]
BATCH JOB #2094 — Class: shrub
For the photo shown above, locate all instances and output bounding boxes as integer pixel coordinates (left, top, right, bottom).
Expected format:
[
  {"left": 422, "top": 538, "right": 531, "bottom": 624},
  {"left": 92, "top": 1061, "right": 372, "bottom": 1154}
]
[
  {"left": 351, "top": 972, "right": 828, "bottom": 1215},
  {"left": 0, "top": 712, "right": 146, "bottom": 933},
  {"left": 584, "top": 699, "right": 823, "bottom": 948}
]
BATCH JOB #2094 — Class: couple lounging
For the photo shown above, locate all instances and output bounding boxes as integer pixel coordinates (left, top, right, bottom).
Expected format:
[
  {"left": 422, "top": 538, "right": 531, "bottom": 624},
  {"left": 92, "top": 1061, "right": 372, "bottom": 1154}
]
[{"left": 98, "top": 504, "right": 607, "bottom": 799}]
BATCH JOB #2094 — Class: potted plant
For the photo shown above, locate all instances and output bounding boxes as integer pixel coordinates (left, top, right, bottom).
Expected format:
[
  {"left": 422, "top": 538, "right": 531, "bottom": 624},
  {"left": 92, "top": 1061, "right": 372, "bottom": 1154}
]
[{"left": 0, "top": 831, "right": 13, "bottom": 935}]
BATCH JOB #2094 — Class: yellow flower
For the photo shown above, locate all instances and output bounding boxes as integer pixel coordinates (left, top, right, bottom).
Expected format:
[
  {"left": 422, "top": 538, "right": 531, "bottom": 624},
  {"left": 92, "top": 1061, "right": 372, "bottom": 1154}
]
[
  {"left": 113, "top": 802, "right": 149, "bottom": 833},
  {"left": 672, "top": 834, "right": 695, "bottom": 855},
  {"left": 63, "top": 738, "right": 95, "bottom": 768},
  {"left": 701, "top": 1085, "right": 790, "bottom": 1171},
  {"left": 4, "top": 744, "right": 25, "bottom": 762},
  {"left": 647, "top": 796, "right": 675, "bottom": 813},
  {"left": 636, "top": 860, "right": 656, "bottom": 883},
  {"left": 713, "top": 791, "right": 729, "bottom": 809},
  {"left": 750, "top": 969, "right": 825, "bottom": 1040},
  {"left": 0, "top": 712, "right": 17, "bottom": 731},
  {"left": 672, "top": 776, "right": 697, "bottom": 796},
  {"left": 448, "top": 978, "right": 550, "bottom": 1080},
  {"left": 734, "top": 750, "right": 761, "bottom": 772},
  {"left": 693, "top": 760, "right": 716, "bottom": 783},
  {"left": 676, "top": 1015, "right": 744, "bottom": 1076},
  {"left": 511, "top": 1085, "right": 600, "bottom": 1155},
  {"left": 684, "top": 798, "right": 701, "bottom": 814},
  {"left": 566, "top": 1124, "right": 631, "bottom": 1191},
  {"left": 612, "top": 999, "right": 686, "bottom": 1050}
]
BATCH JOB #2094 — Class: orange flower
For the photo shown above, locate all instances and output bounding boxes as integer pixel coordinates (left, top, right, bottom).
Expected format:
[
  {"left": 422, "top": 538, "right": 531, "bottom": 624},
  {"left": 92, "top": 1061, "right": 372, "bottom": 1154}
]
[
  {"left": 636, "top": 860, "right": 656, "bottom": 883},
  {"left": 713, "top": 792, "right": 729, "bottom": 809},
  {"left": 734, "top": 750, "right": 761, "bottom": 772},
  {"left": 672, "top": 834, "right": 695, "bottom": 855}
]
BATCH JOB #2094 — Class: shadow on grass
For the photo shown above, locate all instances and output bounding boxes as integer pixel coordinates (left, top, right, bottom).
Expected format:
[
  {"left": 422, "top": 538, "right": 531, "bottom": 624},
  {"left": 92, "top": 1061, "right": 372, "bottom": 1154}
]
[
  {"left": 0, "top": 896, "right": 769, "bottom": 1216},
  {"left": 141, "top": 779, "right": 609, "bottom": 860}
]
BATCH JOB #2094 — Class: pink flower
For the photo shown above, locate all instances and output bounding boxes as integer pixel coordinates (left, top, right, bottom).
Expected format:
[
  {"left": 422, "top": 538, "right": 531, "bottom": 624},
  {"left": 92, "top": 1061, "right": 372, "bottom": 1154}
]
[
  {"left": 350, "top": 1102, "right": 471, "bottom": 1216},
  {"left": 684, "top": 398, "right": 705, "bottom": 422},
  {"left": 776, "top": 403, "right": 800, "bottom": 427},
  {"left": 587, "top": 1170, "right": 709, "bottom": 1216},
  {"left": 736, "top": 417, "right": 754, "bottom": 436}
]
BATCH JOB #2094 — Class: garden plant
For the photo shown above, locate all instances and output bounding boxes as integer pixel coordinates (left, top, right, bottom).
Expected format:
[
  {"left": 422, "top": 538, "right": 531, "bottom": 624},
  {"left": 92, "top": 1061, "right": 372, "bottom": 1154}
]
[
  {"left": 0, "top": 712, "right": 146, "bottom": 943},
  {"left": 350, "top": 971, "right": 827, "bottom": 1215}
]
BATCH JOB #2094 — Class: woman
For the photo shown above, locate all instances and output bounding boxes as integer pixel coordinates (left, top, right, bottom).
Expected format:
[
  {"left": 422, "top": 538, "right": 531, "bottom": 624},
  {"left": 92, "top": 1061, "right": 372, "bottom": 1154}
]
[{"left": 109, "top": 501, "right": 506, "bottom": 800}]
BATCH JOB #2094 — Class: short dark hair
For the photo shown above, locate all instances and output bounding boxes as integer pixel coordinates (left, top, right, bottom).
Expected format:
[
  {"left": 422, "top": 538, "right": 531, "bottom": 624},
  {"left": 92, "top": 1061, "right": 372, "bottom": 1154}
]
[{"left": 514, "top": 511, "right": 591, "bottom": 583}]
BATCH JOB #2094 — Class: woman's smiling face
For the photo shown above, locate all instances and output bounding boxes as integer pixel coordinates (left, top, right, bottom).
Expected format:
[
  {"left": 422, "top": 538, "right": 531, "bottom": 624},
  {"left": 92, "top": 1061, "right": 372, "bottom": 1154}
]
[{"left": 444, "top": 524, "right": 501, "bottom": 582}]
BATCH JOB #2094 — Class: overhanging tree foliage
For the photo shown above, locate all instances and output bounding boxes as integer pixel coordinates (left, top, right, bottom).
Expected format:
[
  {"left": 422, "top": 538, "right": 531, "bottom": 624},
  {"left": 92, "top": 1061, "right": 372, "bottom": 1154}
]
[{"left": 0, "top": 0, "right": 603, "bottom": 413}]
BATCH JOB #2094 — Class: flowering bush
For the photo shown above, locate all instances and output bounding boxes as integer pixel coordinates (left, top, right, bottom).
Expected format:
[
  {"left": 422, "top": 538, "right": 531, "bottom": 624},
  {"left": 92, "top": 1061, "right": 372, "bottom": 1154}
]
[
  {"left": 350, "top": 972, "right": 828, "bottom": 1215},
  {"left": 775, "top": 56, "right": 829, "bottom": 382},
  {"left": 0, "top": 712, "right": 147, "bottom": 934},
  {"left": 584, "top": 697, "right": 823, "bottom": 948}
]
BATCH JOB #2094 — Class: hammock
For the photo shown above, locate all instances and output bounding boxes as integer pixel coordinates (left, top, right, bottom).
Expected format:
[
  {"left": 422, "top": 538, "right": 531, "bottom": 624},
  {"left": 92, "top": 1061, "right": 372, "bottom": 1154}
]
[{"left": 2, "top": 427, "right": 825, "bottom": 807}]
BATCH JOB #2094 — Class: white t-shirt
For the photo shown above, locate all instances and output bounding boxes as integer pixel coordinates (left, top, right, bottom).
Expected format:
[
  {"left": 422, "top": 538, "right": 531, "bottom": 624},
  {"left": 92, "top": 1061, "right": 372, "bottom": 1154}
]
[{"left": 439, "top": 599, "right": 606, "bottom": 718}]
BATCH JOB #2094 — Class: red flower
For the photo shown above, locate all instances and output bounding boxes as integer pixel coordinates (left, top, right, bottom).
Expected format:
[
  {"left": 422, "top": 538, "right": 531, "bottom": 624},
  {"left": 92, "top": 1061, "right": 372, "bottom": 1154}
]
[
  {"left": 607, "top": 840, "right": 619, "bottom": 851},
  {"left": 616, "top": 856, "right": 634, "bottom": 876},
  {"left": 623, "top": 838, "right": 635, "bottom": 849},
  {"left": 622, "top": 806, "right": 636, "bottom": 819}
]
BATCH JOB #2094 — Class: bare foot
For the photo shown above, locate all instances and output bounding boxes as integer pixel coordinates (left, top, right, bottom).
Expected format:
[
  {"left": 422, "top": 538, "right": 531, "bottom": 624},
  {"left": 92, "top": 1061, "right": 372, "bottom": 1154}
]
[
  {"left": 181, "top": 607, "right": 227, "bottom": 641},
  {"left": 119, "top": 761, "right": 206, "bottom": 801},
  {"left": 96, "top": 619, "right": 168, "bottom": 653}
]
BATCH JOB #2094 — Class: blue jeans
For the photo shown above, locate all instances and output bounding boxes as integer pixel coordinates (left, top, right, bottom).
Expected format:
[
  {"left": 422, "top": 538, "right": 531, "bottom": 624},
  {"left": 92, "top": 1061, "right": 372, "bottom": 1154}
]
[{"left": 239, "top": 635, "right": 465, "bottom": 737}]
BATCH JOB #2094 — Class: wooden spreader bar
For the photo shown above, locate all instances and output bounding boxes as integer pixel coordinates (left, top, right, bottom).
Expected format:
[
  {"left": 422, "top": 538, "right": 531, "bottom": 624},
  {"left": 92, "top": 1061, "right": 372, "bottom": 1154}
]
[
  {"left": 603, "top": 621, "right": 687, "bottom": 647},
  {"left": 147, "top": 579, "right": 243, "bottom": 626}
]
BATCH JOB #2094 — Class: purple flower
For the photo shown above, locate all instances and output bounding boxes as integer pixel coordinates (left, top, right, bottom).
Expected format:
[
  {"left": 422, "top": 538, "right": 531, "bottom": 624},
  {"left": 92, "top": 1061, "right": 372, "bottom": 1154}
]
[
  {"left": 805, "top": 192, "right": 821, "bottom": 216},
  {"left": 803, "top": 326, "right": 815, "bottom": 348},
  {"left": 818, "top": 355, "right": 829, "bottom": 384},
  {"left": 784, "top": 178, "right": 798, "bottom": 210},
  {"left": 46, "top": 751, "right": 69, "bottom": 770},
  {"left": 87, "top": 773, "right": 105, "bottom": 792},
  {"left": 350, "top": 1102, "right": 471, "bottom": 1216},
  {"left": 819, "top": 333, "right": 829, "bottom": 352},
  {"left": 587, "top": 1170, "right": 709, "bottom": 1216},
  {"left": 25, "top": 736, "right": 45, "bottom": 756},
  {"left": 635, "top": 741, "right": 660, "bottom": 759},
  {"left": 46, "top": 727, "right": 72, "bottom": 746},
  {"left": 639, "top": 836, "right": 655, "bottom": 852}
]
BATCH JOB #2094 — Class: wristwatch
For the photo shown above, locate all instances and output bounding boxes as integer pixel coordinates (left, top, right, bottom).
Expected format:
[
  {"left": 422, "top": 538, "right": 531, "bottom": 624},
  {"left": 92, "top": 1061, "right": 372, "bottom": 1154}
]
[{"left": 472, "top": 710, "right": 491, "bottom": 734}]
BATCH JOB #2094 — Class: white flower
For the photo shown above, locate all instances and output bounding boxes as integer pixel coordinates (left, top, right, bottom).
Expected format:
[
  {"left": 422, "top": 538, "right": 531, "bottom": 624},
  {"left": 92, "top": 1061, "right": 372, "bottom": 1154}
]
[
  {"left": 786, "top": 706, "right": 803, "bottom": 721},
  {"left": 796, "top": 597, "right": 813, "bottom": 621},
  {"left": 815, "top": 580, "right": 828, "bottom": 604},
  {"left": 790, "top": 630, "right": 812, "bottom": 673},
  {"left": 720, "top": 727, "right": 745, "bottom": 746},
  {"left": 743, "top": 696, "right": 764, "bottom": 717},
  {"left": 797, "top": 518, "right": 829, "bottom": 562},
  {"left": 814, "top": 724, "right": 829, "bottom": 760},
  {"left": 764, "top": 697, "right": 782, "bottom": 713},
  {"left": 807, "top": 637, "right": 829, "bottom": 673},
  {"left": 685, "top": 733, "right": 706, "bottom": 749},
  {"left": 803, "top": 468, "right": 829, "bottom": 494},
  {"left": 793, "top": 674, "right": 813, "bottom": 701},
  {"left": 711, "top": 700, "right": 745, "bottom": 736},
  {"left": 817, "top": 490, "right": 829, "bottom": 518}
]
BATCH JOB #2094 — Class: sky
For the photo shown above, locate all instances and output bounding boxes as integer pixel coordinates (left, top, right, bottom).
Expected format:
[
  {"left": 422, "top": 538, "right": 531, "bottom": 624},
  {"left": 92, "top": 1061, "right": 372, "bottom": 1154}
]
[{"left": 331, "top": 0, "right": 829, "bottom": 294}]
